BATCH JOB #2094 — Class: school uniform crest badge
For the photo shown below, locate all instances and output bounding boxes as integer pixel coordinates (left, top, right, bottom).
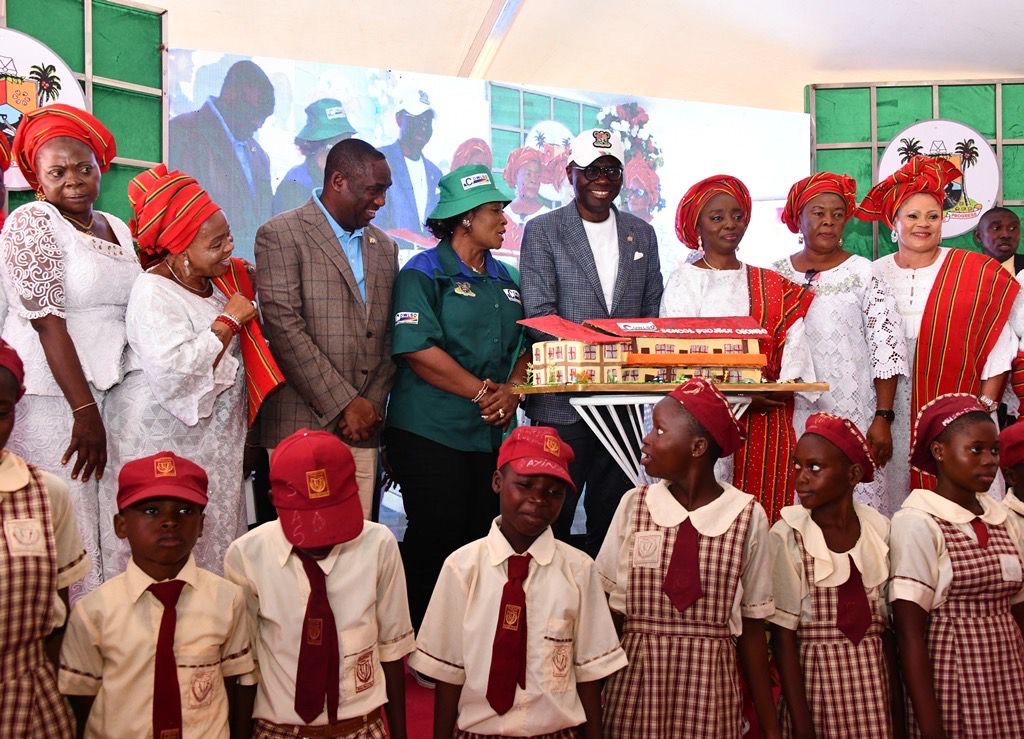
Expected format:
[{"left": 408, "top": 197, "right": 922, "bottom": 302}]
[
  {"left": 355, "top": 649, "right": 375, "bottom": 692},
  {"left": 3, "top": 518, "right": 46, "bottom": 557},
  {"left": 551, "top": 643, "right": 570, "bottom": 678},
  {"left": 632, "top": 530, "right": 663, "bottom": 568},
  {"left": 306, "top": 469, "right": 329, "bottom": 499},
  {"left": 306, "top": 617, "right": 323, "bottom": 645},
  {"left": 502, "top": 604, "right": 522, "bottom": 631},
  {"left": 154, "top": 456, "right": 176, "bottom": 477},
  {"left": 188, "top": 668, "right": 215, "bottom": 708},
  {"left": 543, "top": 436, "right": 561, "bottom": 456}
]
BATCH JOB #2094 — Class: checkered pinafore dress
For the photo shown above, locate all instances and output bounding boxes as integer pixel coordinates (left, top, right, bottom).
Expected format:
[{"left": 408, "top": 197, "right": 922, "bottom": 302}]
[
  {"left": 779, "top": 531, "right": 891, "bottom": 738},
  {"left": 0, "top": 466, "right": 75, "bottom": 738},
  {"left": 905, "top": 517, "right": 1024, "bottom": 738},
  {"left": 604, "top": 488, "right": 754, "bottom": 739}
]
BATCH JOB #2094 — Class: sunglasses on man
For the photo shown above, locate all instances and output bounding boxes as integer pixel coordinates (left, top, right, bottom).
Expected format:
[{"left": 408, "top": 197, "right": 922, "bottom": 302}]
[{"left": 570, "top": 164, "right": 624, "bottom": 182}]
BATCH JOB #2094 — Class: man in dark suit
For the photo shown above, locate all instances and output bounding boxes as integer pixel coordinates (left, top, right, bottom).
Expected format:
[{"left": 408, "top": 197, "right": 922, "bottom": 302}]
[
  {"left": 975, "top": 206, "right": 1023, "bottom": 273},
  {"left": 255, "top": 139, "right": 398, "bottom": 518},
  {"left": 169, "top": 59, "right": 275, "bottom": 261},
  {"left": 519, "top": 128, "right": 663, "bottom": 555},
  {"left": 373, "top": 89, "right": 441, "bottom": 240}
]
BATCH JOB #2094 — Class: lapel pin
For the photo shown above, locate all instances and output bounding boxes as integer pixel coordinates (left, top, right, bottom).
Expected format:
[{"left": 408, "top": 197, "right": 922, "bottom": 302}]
[{"left": 627, "top": 234, "right": 634, "bottom": 242}]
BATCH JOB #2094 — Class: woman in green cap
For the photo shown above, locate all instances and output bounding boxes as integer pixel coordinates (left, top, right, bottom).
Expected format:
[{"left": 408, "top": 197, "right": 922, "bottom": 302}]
[
  {"left": 385, "top": 163, "right": 530, "bottom": 634},
  {"left": 272, "top": 97, "right": 356, "bottom": 214}
]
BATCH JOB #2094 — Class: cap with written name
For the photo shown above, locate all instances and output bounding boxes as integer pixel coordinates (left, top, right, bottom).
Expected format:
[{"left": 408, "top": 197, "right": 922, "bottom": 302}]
[
  {"left": 497, "top": 426, "right": 576, "bottom": 492},
  {"left": 270, "top": 429, "right": 363, "bottom": 548}
]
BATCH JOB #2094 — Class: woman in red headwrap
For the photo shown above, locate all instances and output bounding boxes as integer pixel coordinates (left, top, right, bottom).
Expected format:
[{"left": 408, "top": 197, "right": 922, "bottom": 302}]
[
  {"left": 858, "top": 155, "right": 1019, "bottom": 509},
  {"left": 94, "top": 164, "right": 282, "bottom": 577},
  {"left": 500, "top": 146, "right": 549, "bottom": 252},
  {"left": 0, "top": 105, "right": 141, "bottom": 596},
  {"left": 661, "top": 174, "right": 815, "bottom": 522},
  {"left": 771, "top": 172, "right": 909, "bottom": 514}
]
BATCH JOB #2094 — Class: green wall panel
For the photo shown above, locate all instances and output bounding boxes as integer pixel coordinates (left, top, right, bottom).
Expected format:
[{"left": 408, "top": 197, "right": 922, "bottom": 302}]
[
  {"left": 877, "top": 86, "right": 931, "bottom": 142},
  {"left": 816, "top": 149, "right": 874, "bottom": 258},
  {"left": 938, "top": 85, "right": 996, "bottom": 138},
  {"left": 1004, "top": 145, "right": 1024, "bottom": 201},
  {"left": 92, "top": 83, "right": 162, "bottom": 162},
  {"left": 553, "top": 99, "right": 580, "bottom": 136},
  {"left": 1004, "top": 85, "right": 1024, "bottom": 138},
  {"left": 8, "top": 0, "right": 85, "bottom": 73},
  {"left": 522, "top": 92, "right": 550, "bottom": 131},
  {"left": 8, "top": 190, "right": 35, "bottom": 213},
  {"left": 490, "top": 85, "right": 519, "bottom": 128},
  {"left": 93, "top": 0, "right": 162, "bottom": 89},
  {"left": 492, "top": 129, "right": 520, "bottom": 171},
  {"left": 95, "top": 162, "right": 143, "bottom": 222},
  {"left": 815, "top": 88, "right": 870, "bottom": 144}
]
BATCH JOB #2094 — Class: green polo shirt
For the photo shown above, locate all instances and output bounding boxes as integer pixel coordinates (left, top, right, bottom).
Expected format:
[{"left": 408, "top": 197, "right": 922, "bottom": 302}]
[{"left": 387, "top": 240, "right": 526, "bottom": 452}]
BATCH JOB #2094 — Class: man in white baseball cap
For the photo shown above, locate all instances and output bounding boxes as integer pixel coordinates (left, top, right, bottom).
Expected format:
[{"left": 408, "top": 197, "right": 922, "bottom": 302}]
[
  {"left": 518, "top": 128, "right": 663, "bottom": 556},
  {"left": 374, "top": 88, "right": 442, "bottom": 239}
]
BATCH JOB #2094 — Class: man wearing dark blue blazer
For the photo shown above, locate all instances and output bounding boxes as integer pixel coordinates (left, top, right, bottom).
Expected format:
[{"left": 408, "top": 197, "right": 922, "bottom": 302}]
[
  {"left": 520, "top": 128, "right": 664, "bottom": 555},
  {"left": 373, "top": 89, "right": 441, "bottom": 238}
]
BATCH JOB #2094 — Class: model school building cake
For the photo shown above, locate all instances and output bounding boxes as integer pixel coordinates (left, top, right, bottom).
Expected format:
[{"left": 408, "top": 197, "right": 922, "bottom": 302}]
[{"left": 520, "top": 316, "right": 769, "bottom": 385}]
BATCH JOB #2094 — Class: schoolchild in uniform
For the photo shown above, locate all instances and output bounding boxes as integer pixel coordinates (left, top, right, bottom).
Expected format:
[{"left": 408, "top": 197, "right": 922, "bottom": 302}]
[
  {"left": 998, "top": 421, "right": 1024, "bottom": 528},
  {"left": 59, "top": 451, "right": 254, "bottom": 738},
  {"left": 0, "top": 340, "right": 89, "bottom": 738},
  {"left": 409, "top": 426, "right": 627, "bottom": 739},
  {"left": 224, "top": 429, "right": 415, "bottom": 739},
  {"left": 891, "top": 394, "right": 1024, "bottom": 737},
  {"left": 770, "top": 413, "right": 897, "bottom": 738},
  {"left": 597, "top": 377, "right": 779, "bottom": 739}
]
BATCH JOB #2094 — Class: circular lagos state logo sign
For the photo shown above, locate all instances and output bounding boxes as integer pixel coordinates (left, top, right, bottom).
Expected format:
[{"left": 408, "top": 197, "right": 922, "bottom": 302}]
[
  {"left": 879, "top": 119, "right": 999, "bottom": 238},
  {"left": 0, "top": 28, "right": 88, "bottom": 191}
]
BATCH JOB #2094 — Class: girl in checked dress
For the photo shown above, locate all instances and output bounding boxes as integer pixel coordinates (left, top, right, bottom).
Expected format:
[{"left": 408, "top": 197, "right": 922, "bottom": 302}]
[
  {"left": 597, "top": 378, "right": 778, "bottom": 738},
  {"left": 891, "top": 394, "right": 1024, "bottom": 738},
  {"left": 770, "top": 413, "right": 899, "bottom": 738}
]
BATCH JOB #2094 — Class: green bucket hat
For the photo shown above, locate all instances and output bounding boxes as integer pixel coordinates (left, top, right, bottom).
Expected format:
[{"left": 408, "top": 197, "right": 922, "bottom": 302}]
[
  {"left": 297, "top": 98, "right": 357, "bottom": 142},
  {"left": 429, "top": 164, "right": 512, "bottom": 220}
]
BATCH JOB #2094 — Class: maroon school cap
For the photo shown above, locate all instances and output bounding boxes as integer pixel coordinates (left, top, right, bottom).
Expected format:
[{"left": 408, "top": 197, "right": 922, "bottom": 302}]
[
  {"left": 270, "top": 429, "right": 363, "bottom": 548},
  {"left": 497, "top": 426, "right": 576, "bottom": 492},
  {"left": 117, "top": 451, "right": 209, "bottom": 510}
]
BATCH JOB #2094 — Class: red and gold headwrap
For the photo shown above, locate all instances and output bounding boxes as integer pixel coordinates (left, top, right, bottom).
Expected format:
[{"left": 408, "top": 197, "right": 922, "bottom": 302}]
[
  {"left": 854, "top": 155, "right": 961, "bottom": 228},
  {"left": 780, "top": 172, "right": 857, "bottom": 233},
  {"left": 674, "top": 175, "right": 751, "bottom": 249},
  {"left": 0, "top": 135, "right": 11, "bottom": 172},
  {"left": 12, "top": 104, "right": 116, "bottom": 190},
  {"left": 128, "top": 164, "right": 222, "bottom": 265},
  {"left": 502, "top": 146, "right": 543, "bottom": 188}
]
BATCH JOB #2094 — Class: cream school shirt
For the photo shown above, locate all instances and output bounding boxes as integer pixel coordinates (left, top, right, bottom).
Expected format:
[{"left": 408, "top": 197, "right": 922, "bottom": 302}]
[
  {"left": 223, "top": 520, "right": 415, "bottom": 725},
  {"left": 889, "top": 489, "right": 1024, "bottom": 611},
  {"left": 1004, "top": 488, "right": 1024, "bottom": 531},
  {"left": 59, "top": 555, "right": 254, "bottom": 739},
  {"left": 596, "top": 481, "right": 775, "bottom": 634},
  {"left": 410, "top": 520, "right": 627, "bottom": 736},
  {"left": 768, "top": 503, "right": 891, "bottom": 631}
]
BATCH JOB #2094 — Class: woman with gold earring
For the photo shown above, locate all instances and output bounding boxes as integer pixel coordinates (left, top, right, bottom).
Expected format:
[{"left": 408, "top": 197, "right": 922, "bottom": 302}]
[
  {"left": 772, "top": 172, "right": 908, "bottom": 512},
  {"left": 1, "top": 105, "right": 140, "bottom": 597}
]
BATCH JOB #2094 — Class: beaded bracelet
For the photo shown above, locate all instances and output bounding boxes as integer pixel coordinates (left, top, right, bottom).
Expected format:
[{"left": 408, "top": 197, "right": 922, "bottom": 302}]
[{"left": 214, "top": 313, "right": 242, "bottom": 335}]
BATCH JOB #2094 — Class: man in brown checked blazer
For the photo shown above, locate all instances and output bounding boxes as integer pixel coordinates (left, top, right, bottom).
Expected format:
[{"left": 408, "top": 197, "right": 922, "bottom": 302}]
[{"left": 256, "top": 138, "right": 397, "bottom": 518}]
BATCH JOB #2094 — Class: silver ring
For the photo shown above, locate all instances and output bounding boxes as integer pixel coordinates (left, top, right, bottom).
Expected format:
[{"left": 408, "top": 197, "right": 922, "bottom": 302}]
[{"left": 497, "top": 408, "right": 506, "bottom": 419}]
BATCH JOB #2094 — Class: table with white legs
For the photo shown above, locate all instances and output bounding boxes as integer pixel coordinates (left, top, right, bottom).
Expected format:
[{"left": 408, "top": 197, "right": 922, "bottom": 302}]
[{"left": 516, "top": 383, "right": 828, "bottom": 486}]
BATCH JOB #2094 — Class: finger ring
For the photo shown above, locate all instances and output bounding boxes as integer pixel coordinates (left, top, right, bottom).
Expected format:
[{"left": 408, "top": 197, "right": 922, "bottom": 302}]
[{"left": 497, "top": 408, "right": 506, "bottom": 419}]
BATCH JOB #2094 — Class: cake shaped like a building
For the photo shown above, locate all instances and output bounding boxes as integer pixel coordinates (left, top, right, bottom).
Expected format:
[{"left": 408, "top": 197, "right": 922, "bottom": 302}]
[{"left": 521, "top": 316, "right": 769, "bottom": 385}]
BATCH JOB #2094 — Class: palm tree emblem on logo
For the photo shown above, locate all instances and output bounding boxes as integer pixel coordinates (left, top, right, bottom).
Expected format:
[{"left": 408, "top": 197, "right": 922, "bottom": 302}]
[
  {"left": 897, "top": 137, "right": 923, "bottom": 164},
  {"left": 954, "top": 138, "right": 979, "bottom": 207},
  {"left": 28, "top": 64, "right": 61, "bottom": 107}
]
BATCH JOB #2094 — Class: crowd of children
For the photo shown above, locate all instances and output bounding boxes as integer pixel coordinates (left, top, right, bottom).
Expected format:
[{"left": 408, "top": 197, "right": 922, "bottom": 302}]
[{"left": 5, "top": 332, "right": 1024, "bottom": 737}]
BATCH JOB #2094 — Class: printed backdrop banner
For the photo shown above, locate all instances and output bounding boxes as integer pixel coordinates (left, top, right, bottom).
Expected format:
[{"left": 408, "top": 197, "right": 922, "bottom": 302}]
[{"left": 168, "top": 49, "right": 810, "bottom": 272}]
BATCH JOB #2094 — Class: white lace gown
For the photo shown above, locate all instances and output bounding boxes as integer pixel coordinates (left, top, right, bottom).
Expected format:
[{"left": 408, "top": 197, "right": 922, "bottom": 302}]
[
  {"left": 772, "top": 255, "right": 909, "bottom": 510},
  {"left": 0, "top": 201, "right": 141, "bottom": 597},
  {"left": 873, "top": 248, "right": 1015, "bottom": 514},
  {"left": 660, "top": 262, "right": 817, "bottom": 483},
  {"left": 97, "top": 273, "right": 247, "bottom": 578}
]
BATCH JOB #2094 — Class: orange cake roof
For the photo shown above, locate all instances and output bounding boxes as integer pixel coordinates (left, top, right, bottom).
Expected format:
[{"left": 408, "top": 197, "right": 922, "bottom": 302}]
[{"left": 623, "top": 353, "right": 768, "bottom": 367}]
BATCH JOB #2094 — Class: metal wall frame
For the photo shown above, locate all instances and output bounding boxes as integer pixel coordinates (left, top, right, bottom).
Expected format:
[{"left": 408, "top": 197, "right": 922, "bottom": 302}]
[
  {"left": 809, "top": 78, "right": 1024, "bottom": 258},
  {"left": 0, "top": 0, "right": 168, "bottom": 169}
]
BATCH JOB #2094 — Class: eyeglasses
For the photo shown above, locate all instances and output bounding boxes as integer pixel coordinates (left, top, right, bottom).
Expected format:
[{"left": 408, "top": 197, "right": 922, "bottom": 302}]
[{"left": 571, "top": 164, "right": 623, "bottom": 182}]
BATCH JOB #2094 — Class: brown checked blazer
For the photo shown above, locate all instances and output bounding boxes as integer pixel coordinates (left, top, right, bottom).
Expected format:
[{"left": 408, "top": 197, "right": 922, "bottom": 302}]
[{"left": 255, "top": 199, "right": 398, "bottom": 448}]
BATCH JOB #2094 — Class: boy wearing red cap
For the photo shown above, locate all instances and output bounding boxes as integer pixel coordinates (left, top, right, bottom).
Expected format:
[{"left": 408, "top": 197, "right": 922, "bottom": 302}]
[
  {"left": 223, "top": 429, "right": 414, "bottom": 738},
  {"left": 596, "top": 377, "right": 778, "bottom": 738},
  {"left": 59, "top": 451, "right": 254, "bottom": 738},
  {"left": 769, "top": 413, "right": 896, "bottom": 737},
  {"left": 0, "top": 340, "right": 89, "bottom": 738},
  {"left": 410, "top": 426, "right": 626, "bottom": 738}
]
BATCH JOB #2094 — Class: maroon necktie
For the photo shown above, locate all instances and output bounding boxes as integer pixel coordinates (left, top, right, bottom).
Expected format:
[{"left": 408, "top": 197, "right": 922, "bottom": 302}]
[
  {"left": 663, "top": 518, "right": 704, "bottom": 613},
  {"left": 971, "top": 518, "right": 989, "bottom": 549},
  {"left": 148, "top": 580, "right": 186, "bottom": 739},
  {"left": 835, "top": 559, "right": 872, "bottom": 645},
  {"left": 294, "top": 550, "right": 340, "bottom": 724},
  {"left": 486, "top": 554, "right": 531, "bottom": 715}
]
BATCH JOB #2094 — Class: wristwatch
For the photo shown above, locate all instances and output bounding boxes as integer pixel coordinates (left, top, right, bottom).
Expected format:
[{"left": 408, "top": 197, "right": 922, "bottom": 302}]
[{"left": 874, "top": 409, "right": 895, "bottom": 424}]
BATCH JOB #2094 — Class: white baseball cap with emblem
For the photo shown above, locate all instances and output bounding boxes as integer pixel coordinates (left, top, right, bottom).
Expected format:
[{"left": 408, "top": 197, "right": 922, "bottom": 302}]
[{"left": 569, "top": 128, "right": 625, "bottom": 167}]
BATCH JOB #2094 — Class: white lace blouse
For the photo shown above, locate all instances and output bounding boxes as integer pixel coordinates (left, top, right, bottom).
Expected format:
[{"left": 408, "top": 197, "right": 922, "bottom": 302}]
[{"left": 0, "top": 202, "right": 141, "bottom": 396}]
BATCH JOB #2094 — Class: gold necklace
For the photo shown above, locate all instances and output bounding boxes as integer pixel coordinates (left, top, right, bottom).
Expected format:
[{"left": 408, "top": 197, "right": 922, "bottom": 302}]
[
  {"left": 62, "top": 211, "right": 95, "bottom": 236},
  {"left": 165, "top": 260, "right": 211, "bottom": 296}
]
